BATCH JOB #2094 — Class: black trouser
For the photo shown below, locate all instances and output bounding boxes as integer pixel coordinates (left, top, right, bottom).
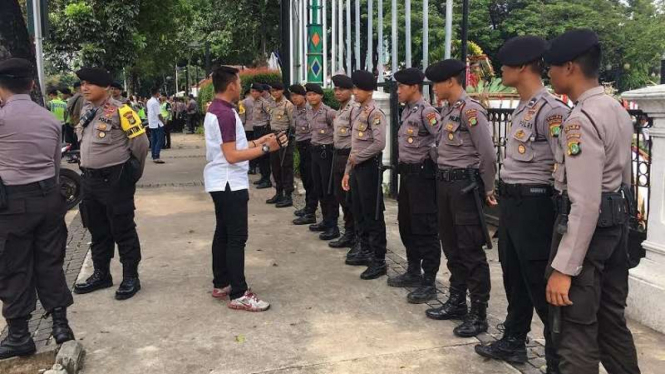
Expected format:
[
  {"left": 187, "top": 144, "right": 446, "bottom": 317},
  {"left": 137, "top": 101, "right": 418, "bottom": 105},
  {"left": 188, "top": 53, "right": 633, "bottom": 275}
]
[
  {"left": 246, "top": 130, "right": 258, "bottom": 171},
  {"left": 398, "top": 165, "right": 440, "bottom": 281},
  {"left": 311, "top": 144, "right": 339, "bottom": 227},
  {"left": 498, "top": 186, "right": 557, "bottom": 361},
  {"left": 549, "top": 217, "right": 640, "bottom": 374},
  {"left": 270, "top": 139, "right": 295, "bottom": 194},
  {"left": 297, "top": 140, "right": 317, "bottom": 214},
  {"left": 210, "top": 185, "right": 249, "bottom": 300},
  {"left": 80, "top": 163, "right": 142, "bottom": 273},
  {"left": 0, "top": 179, "right": 73, "bottom": 319},
  {"left": 333, "top": 149, "right": 354, "bottom": 232},
  {"left": 253, "top": 125, "right": 272, "bottom": 181},
  {"left": 63, "top": 124, "right": 79, "bottom": 150},
  {"left": 164, "top": 120, "right": 172, "bottom": 148},
  {"left": 186, "top": 113, "right": 197, "bottom": 133},
  {"left": 436, "top": 178, "right": 491, "bottom": 302},
  {"left": 350, "top": 155, "right": 387, "bottom": 260}
]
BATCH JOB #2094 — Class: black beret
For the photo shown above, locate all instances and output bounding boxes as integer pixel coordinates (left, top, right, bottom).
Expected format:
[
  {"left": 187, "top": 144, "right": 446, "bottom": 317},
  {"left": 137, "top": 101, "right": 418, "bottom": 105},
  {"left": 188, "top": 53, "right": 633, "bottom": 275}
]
[
  {"left": 0, "top": 58, "right": 34, "bottom": 79},
  {"left": 352, "top": 70, "right": 376, "bottom": 91},
  {"left": 544, "top": 29, "right": 599, "bottom": 65},
  {"left": 288, "top": 84, "right": 306, "bottom": 96},
  {"left": 332, "top": 74, "right": 353, "bottom": 89},
  {"left": 251, "top": 83, "right": 264, "bottom": 92},
  {"left": 304, "top": 83, "right": 324, "bottom": 95},
  {"left": 110, "top": 81, "right": 123, "bottom": 90},
  {"left": 393, "top": 67, "right": 425, "bottom": 85},
  {"left": 425, "top": 60, "right": 465, "bottom": 83},
  {"left": 75, "top": 67, "right": 112, "bottom": 87},
  {"left": 497, "top": 36, "right": 547, "bottom": 66},
  {"left": 262, "top": 84, "right": 272, "bottom": 91},
  {"left": 271, "top": 82, "right": 284, "bottom": 90}
]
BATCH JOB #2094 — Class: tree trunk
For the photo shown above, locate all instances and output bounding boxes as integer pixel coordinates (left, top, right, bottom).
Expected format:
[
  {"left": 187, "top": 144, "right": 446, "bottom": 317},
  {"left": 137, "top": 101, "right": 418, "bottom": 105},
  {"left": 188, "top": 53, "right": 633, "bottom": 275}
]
[{"left": 0, "top": 0, "right": 44, "bottom": 105}]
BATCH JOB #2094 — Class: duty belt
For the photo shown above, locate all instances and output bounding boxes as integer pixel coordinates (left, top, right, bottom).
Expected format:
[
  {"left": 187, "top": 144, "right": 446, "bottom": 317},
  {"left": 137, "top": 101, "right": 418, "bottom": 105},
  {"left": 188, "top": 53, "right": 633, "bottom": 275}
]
[
  {"left": 4, "top": 176, "right": 57, "bottom": 194},
  {"left": 399, "top": 162, "right": 430, "bottom": 175},
  {"left": 334, "top": 148, "right": 351, "bottom": 156},
  {"left": 311, "top": 144, "right": 334, "bottom": 151},
  {"left": 498, "top": 182, "right": 552, "bottom": 198},
  {"left": 554, "top": 190, "right": 628, "bottom": 228},
  {"left": 436, "top": 168, "right": 476, "bottom": 182},
  {"left": 81, "top": 163, "right": 124, "bottom": 178}
]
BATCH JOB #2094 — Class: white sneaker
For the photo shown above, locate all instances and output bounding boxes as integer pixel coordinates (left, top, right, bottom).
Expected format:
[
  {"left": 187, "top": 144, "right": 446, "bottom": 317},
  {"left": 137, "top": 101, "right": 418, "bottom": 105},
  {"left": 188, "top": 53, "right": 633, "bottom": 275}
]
[
  {"left": 228, "top": 291, "right": 270, "bottom": 312},
  {"left": 212, "top": 286, "right": 231, "bottom": 300}
]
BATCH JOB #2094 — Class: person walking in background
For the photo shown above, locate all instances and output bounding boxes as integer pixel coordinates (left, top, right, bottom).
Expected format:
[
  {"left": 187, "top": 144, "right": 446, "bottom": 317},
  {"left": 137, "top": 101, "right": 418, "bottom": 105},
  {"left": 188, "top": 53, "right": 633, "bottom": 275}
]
[
  {"left": 160, "top": 96, "right": 173, "bottom": 149},
  {"left": 186, "top": 94, "right": 198, "bottom": 134},
  {"left": 147, "top": 88, "right": 166, "bottom": 164}
]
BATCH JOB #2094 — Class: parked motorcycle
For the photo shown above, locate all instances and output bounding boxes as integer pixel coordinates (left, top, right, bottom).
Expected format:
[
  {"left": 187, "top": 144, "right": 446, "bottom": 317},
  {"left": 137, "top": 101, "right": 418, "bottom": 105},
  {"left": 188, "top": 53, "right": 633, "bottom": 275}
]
[{"left": 60, "top": 143, "right": 82, "bottom": 210}]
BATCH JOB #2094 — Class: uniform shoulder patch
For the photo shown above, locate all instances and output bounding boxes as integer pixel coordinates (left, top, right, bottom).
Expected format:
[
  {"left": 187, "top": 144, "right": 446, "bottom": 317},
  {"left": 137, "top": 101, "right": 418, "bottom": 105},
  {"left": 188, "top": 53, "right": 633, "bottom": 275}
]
[
  {"left": 546, "top": 114, "right": 563, "bottom": 138},
  {"left": 426, "top": 112, "right": 438, "bottom": 126},
  {"left": 465, "top": 108, "right": 478, "bottom": 127}
]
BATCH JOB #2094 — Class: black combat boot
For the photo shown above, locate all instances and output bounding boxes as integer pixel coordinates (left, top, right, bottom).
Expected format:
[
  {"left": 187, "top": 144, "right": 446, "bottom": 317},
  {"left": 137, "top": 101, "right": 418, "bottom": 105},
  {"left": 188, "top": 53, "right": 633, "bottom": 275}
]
[
  {"left": 294, "top": 208, "right": 305, "bottom": 217},
  {"left": 474, "top": 334, "right": 527, "bottom": 364},
  {"left": 256, "top": 179, "right": 273, "bottom": 189},
  {"left": 253, "top": 178, "right": 263, "bottom": 185},
  {"left": 360, "top": 258, "right": 387, "bottom": 280},
  {"left": 345, "top": 246, "right": 372, "bottom": 266},
  {"left": 319, "top": 226, "right": 340, "bottom": 241},
  {"left": 387, "top": 264, "right": 422, "bottom": 287},
  {"left": 293, "top": 213, "right": 316, "bottom": 225},
  {"left": 74, "top": 265, "right": 113, "bottom": 294},
  {"left": 425, "top": 287, "right": 467, "bottom": 320},
  {"left": 248, "top": 167, "right": 257, "bottom": 175},
  {"left": 407, "top": 275, "right": 437, "bottom": 304},
  {"left": 328, "top": 230, "right": 355, "bottom": 248},
  {"left": 308, "top": 221, "right": 327, "bottom": 232},
  {"left": 266, "top": 191, "right": 283, "bottom": 204},
  {"left": 50, "top": 307, "right": 75, "bottom": 345},
  {"left": 345, "top": 239, "right": 362, "bottom": 259},
  {"left": 453, "top": 300, "right": 489, "bottom": 337},
  {"left": 275, "top": 193, "right": 293, "bottom": 208},
  {"left": 115, "top": 263, "right": 141, "bottom": 300},
  {"left": 0, "top": 316, "right": 36, "bottom": 359}
]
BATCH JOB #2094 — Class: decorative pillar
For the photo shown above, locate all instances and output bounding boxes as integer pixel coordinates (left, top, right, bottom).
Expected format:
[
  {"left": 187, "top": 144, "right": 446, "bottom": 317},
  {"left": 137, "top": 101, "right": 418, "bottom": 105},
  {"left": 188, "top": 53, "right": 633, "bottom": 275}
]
[
  {"left": 307, "top": 0, "right": 324, "bottom": 84},
  {"left": 622, "top": 84, "right": 665, "bottom": 333}
]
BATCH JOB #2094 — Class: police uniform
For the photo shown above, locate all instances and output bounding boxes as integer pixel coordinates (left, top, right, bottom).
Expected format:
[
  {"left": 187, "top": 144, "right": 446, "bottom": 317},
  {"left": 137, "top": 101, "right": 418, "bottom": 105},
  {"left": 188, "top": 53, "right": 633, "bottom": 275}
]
[
  {"left": 73, "top": 68, "right": 150, "bottom": 301},
  {"left": 424, "top": 60, "right": 497, "bottom": 338},
  {"left": 544, "top": 30, "right": 640, "bottom": 374},
  {"left": 239, "top": 96, "right": 257, "bottom": 174},
  {"left": 111, "top": 81, "right": 130, "bottom": 105},
  {"left": 474, "top": 36, "right": 569, "bottom": 370},
  {"left": 251, "top": 83, "right": 273, "bottom": 188},
  {"left": 387, "top": 68, "right": 443, "bottom": 303},
  {"left": 345, "top": 71, "right": 388, "bottom": 280},
  {"left": 266, "top": 83, "right": 296, "bottom": 207},
  {"left": 329, "top": 74, "right": 359, "bottom": 248},
  {"left": 290, "top": 85, "right": 318, "bottom": 223},
  {"left": 0, "top": 58, "right": 75, "bottom": 359}
]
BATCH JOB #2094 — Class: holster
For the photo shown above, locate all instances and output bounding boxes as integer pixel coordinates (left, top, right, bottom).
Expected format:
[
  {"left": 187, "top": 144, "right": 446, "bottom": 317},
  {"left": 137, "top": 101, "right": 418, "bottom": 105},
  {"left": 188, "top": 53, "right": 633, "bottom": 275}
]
[
  {"left": 0, "top": 177, "right": 7, "bottom": 211},
  {"left": 125, "top": 157, "right": 142, "bottom": 184},
  {"left": 554, "top": 190, "right": 630, "bottom": 232}
]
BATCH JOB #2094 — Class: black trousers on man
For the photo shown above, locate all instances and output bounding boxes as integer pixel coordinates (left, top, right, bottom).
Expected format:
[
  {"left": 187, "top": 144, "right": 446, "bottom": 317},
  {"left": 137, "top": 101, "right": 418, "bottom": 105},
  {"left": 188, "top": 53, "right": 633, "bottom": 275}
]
[
  {"left": 210, "top": 185, "right": 249, "bottom": 300},
  {"left": 333, "top": 148, "right": 354, "bottom": 234},
  {"left": 498, "top": 183, "right": 557, "bottom": 362},
  {"left": 398, "top": 161, "right": 440, "bottom": 281},
  {"left": 549, "top": 216, "right": 640, "bottom": 374},
  {"left": 350, "top": 155, "right": 386, "bottom": 260},
  {"left": 270, "top": 140, "right": 295, "bottom": 194},
  {"left": 310, "top": 144, "right": 338, "bottom": 227},
  {"left": 253, "top": 125, "right": 272, "bottom": 181},
  {"left": 297, "top": 140, "right": 317, "bottom": 214},
  {"left": 436, "top": 174, "right": 491, "bottom": 303},
  {"left": 80, "top": 162, "right": 141, "bottom": 275},
  {"left": 0, "top": 178, "right": 73, "bottom": 319}
]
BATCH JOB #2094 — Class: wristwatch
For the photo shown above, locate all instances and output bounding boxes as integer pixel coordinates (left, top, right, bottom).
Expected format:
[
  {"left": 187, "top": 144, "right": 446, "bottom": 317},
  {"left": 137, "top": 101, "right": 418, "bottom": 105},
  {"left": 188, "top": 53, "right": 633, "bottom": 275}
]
[{"left": 262, "top": 144, "right": 271, "bottom": 154}]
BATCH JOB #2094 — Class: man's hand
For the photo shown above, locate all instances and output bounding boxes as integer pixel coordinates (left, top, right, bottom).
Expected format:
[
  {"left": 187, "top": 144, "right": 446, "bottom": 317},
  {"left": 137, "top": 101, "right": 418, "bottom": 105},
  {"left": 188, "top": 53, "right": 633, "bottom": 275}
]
[
  {"left": 342, "top": 174, "right": 350, "bottom": 191},
  {"left": 266, "top": 133, "right": 288, "bottom": 152},
  {"left": 546, "top": 270, "right": 574, "bottom": 307},
  {"left": 485, "top": 191, "right": 498, "bottom": 207},
  {"left": 256, "top": 133, "right": 275, "bottom": 145}
]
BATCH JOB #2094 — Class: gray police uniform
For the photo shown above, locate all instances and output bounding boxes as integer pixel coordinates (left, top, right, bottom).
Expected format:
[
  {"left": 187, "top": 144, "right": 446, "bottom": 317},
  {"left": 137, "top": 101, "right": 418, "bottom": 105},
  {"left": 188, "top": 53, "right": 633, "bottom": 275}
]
[
  {"left": 77, "top": 97, "right": 149, "bottom": 277},
  {"left": 0, "top": 94, "right": 74, "bottom": 320},
  {"left": 332, "top": 99, "right": 359, "bottom": 237},
  {"left": 498, "top": 87, "right": 569, "bottom": 363},
  {"left": 294, "top": 103, "right": 317, "bottom": 214},
  {"left": 549, "top": 86, "right": 640, "bottom": 374},
  {"left": 309, "top": 104, "right": 338, "bottom": 228},
  {"left": 436, "top": 92, "right": 496, "bottom": 307},
  {"left": 397, "top": 98, "right": 442, "bottom": 284},
  {"left": 268, "top": 98, "right": 295, "bottom": 196},
  {"left": 252, "top": 96, "right": 272, "bottom": 181},
  {"left": 239, "top": 97, "right": 257, "bottom": 172}
]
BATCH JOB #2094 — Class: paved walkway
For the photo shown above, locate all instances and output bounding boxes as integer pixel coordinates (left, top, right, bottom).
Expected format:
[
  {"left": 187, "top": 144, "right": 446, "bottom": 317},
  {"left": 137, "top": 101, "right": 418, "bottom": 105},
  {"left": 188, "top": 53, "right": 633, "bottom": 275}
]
[{"left": 3, "top": 134, "right": 663, "bottom": 373}]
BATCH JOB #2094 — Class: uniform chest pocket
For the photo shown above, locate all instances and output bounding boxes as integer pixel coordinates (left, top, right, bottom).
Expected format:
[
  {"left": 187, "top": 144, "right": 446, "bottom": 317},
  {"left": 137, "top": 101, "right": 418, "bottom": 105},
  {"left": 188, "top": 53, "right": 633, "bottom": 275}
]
[
  {"left": 355, "top": 121, "right": 371, "bottom": 141},
  {"left": 338, "top": 126, "right": 351, "bottom": 137},
  {"left": 92, "top": 121, "right": 113, "bottom": 144},
  {"left": 401, "top": 125, "right": 421, "bottom": 148},
  {"left": 510, "top": 126, "right": 534, "bottom": 162},
  {"left": 442, "top": 121, "right": 462, "bottom": 146}
]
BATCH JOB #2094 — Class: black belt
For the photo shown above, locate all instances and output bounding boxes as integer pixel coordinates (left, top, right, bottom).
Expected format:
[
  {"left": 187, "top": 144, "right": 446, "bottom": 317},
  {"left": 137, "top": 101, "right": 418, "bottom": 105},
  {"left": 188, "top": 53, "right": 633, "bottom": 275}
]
[
  {"left": 498, "top": 182, "right": 552, "bottom": 198},
  {"left": 311, "top": 144, "right": 334, "bottom": 151},
  {"left": 4, "top": 176, "right": 57, "bottom": 194},
  {"left": 436, "top": 168, "right": 476, "bottom": 182},
  {"left": 81, "top": 163, "right": 124, "bottom": 178},
  {"left": 334, "top": 148, "right": 351, "bottom": 156},
  {"left": 399, "top": 162, "right": 428, "bottom": 175},
  {"left": 555, "top": 191, "right": 628, "bottom": 228}
]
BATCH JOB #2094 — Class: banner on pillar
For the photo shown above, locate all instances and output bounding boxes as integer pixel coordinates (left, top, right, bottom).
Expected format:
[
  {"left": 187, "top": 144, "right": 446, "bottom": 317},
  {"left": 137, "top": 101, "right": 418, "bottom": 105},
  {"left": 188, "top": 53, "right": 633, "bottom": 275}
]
[{"left": 307, "top": 24, "right": 324, "bottom": 83}]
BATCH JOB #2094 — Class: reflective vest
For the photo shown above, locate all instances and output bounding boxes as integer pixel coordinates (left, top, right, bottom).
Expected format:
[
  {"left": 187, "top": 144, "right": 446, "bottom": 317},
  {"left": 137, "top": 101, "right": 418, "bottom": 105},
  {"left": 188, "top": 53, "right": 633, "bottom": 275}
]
[{"left": 50, "top": 98, "right": 67, "bottom": 123}]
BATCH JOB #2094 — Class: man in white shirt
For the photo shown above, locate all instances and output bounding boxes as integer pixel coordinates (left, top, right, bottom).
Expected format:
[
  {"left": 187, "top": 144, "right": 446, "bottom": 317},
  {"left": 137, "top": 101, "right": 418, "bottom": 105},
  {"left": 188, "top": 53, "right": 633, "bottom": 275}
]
[
  {"left": 146, "top": 88, "right": 166, "bottom": 164},
  {"left": 203, "top": 66, "right": 287, "bottom": 312}
]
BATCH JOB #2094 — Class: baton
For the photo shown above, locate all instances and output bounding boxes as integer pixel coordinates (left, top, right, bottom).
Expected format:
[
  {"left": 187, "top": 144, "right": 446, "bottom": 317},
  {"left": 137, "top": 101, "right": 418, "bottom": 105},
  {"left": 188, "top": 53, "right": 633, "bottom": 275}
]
[
  {"left": 461, "top": 169, "right": 493, "bottom": 249},
  {"left": 375, "top": 162, "right": 393, "bottom": 220},
  {"left": 327, "top": 150, "right": 337, "bottom": 195}
]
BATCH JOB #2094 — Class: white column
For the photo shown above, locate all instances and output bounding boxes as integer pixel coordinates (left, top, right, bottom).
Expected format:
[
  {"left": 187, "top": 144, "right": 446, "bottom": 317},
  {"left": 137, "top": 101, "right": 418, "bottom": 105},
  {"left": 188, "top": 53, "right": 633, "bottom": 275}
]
[
  {"left": 355, "top": 0, "right": 361, "bottom": 70},
  {"left": 346, "top": 0, "right": 352, "bottom": 74},
  {"left": 377, "top": 0, "right": 384, "bottom": 82},
  {"left": 445, "top": 0, "right": 453, "bottom": 59},
  {"left": 366, "top": 0, "right": 373, "bottom": 72},
  {"left": 302, "top": 0, "right": 307, "bottom": 82},
  {"left": 405, "top": 0, "right": 411, "bottom": 68},
  {"left": 32, "top": 0, "right": 46, "bottom": 101},
  {"left": 422, "top": 0, "right": 428, "bottom": 69},
  {"left": 290, "top": 1, "right": 295, "bottom": 84},
  {"left": 621, "top": 84, "right": 665, "bottom": 334},
  {"left": 323, "top": 0, "right": 328, "bottom": 86},
  {"left": 338, "top": 0, "right": 343, "bottom": 73},
  {"left": 332, "top": 0, "right": 336, "bottom": 76},
  {"left": 391, "top": 0, "right": 397, "bottom": 75}
]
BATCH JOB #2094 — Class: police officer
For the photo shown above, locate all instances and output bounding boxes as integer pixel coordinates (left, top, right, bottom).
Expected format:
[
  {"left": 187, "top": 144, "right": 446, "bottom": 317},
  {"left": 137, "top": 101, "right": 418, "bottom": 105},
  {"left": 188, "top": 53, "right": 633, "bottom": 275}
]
[
  {"left": 342, "top": 70, "right": 388, "bottom": 279},
  {"left": 544, "top": 29, "right": 640, "bottom": 374},
  {"left": 387, "top": 67, "right": 443, "bottom": 304},
  {"left": 0, "top": 58, "right": 75, "bottom": 359},
  {"left": 266, "top": 82, "right": 295, "bottom": 207},
  {"left": 250, "top": 83, "right": 273, "bottom": 189},
  {"left": 473, "top": 36, "right": 569, "bottom": 372},
  {"left": 328, "top": 74, "right": 358, "bottom": 249},
  {"left": 423, "top": 60, "right": 497, "bottom": 338},
  {"left": 291, "top": 84, "right": 318, "bottom": 225},
  {"left": 73, "top": 67, "right": 150, "bottom": 301},
  {"left": 239, "top": 89, "right": 258, "bottom": 175},
  {"left": 305, "top": 83, "right": 340, "bottom": 241},
  {"left": 111, "top": 81, "right": 129, "bottom": 105}
]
